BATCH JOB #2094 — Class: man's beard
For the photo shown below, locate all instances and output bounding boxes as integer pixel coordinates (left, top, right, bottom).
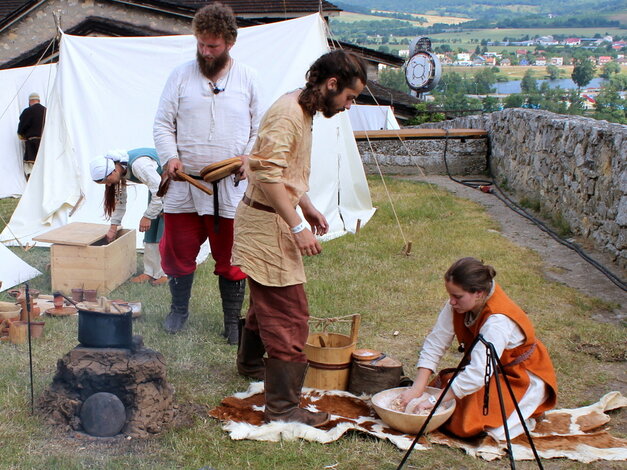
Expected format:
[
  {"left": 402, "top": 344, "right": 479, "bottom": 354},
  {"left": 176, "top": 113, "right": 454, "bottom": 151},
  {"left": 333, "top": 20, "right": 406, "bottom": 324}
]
[
  {"left": 319, "top": 89, "right": 343, "bottom": 118},
  {"left": 197, "top": 50, "right": 230, "bottom": 79}
]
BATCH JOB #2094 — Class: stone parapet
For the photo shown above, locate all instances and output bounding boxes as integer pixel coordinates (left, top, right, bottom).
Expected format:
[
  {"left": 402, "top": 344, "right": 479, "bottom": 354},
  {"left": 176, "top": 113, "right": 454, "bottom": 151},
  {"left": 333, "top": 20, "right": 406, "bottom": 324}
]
[
  {"left": 404, "top": 109, "right": 626, "bottom": 270},
  {"left": 358, "top": 137, "right": 488, "bottom": 176}
]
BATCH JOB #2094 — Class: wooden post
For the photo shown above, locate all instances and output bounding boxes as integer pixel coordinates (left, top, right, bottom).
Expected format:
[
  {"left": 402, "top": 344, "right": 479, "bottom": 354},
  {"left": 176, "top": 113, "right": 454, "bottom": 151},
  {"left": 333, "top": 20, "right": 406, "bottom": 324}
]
[{"left": 402, "top": 241, "right": 412, "bottom": 256}]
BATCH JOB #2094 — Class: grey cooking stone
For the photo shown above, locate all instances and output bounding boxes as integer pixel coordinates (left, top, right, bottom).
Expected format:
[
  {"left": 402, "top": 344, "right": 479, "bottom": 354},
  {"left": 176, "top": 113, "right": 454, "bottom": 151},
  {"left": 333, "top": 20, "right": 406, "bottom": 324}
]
[{"left": 80, "top": 392, "right": 127, "bottom": 437}]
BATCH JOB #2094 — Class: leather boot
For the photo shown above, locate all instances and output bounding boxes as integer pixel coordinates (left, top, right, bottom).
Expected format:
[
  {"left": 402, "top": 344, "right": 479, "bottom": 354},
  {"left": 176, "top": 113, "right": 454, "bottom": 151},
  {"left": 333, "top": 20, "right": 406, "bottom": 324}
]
[
  {"left": 264, "top": 358, "right": 329, "bottom": 427},
  {"left": 237, "top": 327, "right": 266, "bottom": 380},
  {"left": 163, "top": 273, "right": 193, "bottom": 334},
  {"left": 219, "top": 277, "right": 246, "bottom": 345}
]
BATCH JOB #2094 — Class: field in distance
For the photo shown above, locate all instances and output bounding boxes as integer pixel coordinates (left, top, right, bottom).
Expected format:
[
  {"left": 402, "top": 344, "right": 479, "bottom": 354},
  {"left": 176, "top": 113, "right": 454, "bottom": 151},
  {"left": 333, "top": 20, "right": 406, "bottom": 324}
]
[{"left": 336, "top": 10, "right": 470, "bottom": 27}]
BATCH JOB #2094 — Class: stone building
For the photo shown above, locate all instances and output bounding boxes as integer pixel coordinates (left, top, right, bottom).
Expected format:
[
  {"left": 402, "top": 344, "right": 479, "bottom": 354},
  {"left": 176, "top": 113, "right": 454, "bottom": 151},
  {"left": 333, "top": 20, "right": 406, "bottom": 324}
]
[{"left": 0, "top": 0, "right": 415, "bottom": 120}]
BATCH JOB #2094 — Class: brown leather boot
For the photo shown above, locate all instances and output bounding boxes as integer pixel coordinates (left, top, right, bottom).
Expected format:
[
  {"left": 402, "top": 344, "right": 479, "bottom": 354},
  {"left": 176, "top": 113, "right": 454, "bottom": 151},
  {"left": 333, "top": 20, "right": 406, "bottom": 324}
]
[
  {"left": 263, "top": 358, "right": 329, "bottom": 428},
  {"left": 237, "top": 327, "right": 266, "bottom": 380}
]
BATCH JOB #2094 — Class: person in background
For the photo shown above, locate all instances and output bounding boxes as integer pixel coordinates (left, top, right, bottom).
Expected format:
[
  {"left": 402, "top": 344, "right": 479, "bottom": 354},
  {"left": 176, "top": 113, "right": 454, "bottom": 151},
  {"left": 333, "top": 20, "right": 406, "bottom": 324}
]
[
  {"left": 89, "top": 148, "right": 167, "bottom": 286},
  {"left": 232, "top": 49, "right": 367, "bottom": 427},
  {"left": 399, "top": 257, "right": 557, "bottom": 441},
  {"left": 153, "top": 2, "right": 261, "bottom": 341},
  {"left": 17, "top": 92, "right": 46, "bottom": 179}
]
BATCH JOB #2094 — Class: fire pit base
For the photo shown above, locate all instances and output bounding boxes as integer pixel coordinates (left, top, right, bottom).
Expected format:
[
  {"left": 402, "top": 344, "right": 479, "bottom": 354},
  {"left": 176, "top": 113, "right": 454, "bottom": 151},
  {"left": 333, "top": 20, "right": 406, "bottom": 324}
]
[{"left": 38, "top": 336, "right": 175, "bottom": 438}]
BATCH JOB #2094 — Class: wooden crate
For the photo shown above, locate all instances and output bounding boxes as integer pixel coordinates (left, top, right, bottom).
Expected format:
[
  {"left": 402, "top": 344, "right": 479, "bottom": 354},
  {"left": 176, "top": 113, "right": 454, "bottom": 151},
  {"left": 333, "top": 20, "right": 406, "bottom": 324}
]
[{"left": 34, "top": 222, "right": 137, "bottom": 295}]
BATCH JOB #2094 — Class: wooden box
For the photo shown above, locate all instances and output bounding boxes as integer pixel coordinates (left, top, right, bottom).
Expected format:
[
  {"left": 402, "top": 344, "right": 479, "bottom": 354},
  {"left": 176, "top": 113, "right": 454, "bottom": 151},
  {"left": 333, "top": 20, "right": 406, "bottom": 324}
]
[{"left": 34, "top": 222, "right": 137, "bottom": 295}]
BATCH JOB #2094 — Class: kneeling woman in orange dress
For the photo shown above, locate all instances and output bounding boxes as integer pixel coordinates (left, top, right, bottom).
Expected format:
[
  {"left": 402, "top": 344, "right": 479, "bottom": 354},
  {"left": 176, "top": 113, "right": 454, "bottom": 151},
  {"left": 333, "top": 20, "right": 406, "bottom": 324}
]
[{"left": 400, "top": 257, "right": 557, "bottom": 440}]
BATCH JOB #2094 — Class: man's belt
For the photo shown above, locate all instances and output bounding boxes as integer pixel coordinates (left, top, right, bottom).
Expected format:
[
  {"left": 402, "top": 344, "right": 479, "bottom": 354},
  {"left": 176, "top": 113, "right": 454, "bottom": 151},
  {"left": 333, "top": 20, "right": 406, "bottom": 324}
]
[{"left": 242, "top": 195, "right": 276, "bottom": 213}]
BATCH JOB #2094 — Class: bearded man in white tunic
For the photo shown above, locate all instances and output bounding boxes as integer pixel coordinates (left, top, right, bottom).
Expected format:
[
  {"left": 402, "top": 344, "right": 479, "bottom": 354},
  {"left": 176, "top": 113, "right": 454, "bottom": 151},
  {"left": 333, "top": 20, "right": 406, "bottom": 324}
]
[{"left": 153, "top": 2, "right": 261, "bottom": 339}]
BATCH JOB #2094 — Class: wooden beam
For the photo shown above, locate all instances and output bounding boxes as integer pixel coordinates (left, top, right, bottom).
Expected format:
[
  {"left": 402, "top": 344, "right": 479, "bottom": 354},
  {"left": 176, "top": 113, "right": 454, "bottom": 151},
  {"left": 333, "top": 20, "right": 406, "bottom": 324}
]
[{"left": 353, "top": 128, "right": 488, "bottom": 141}]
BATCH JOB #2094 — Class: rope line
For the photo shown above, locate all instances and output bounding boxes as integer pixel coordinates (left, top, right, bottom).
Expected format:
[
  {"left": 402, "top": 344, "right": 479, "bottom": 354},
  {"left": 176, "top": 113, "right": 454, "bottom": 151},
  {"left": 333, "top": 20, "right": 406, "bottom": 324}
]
[{"left": 309, "top": 315, "right": 355, "bottom": 333}]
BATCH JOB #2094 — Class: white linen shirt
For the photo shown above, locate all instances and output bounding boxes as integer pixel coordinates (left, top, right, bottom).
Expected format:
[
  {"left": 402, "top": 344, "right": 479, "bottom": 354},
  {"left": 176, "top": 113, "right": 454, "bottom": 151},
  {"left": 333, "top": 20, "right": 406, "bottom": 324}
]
[
  {"left": 110, "top": 157, "right": 162, "bottom": 225},
  {"left": 153, "top": 59, "right": 261, "bottom": 218}
]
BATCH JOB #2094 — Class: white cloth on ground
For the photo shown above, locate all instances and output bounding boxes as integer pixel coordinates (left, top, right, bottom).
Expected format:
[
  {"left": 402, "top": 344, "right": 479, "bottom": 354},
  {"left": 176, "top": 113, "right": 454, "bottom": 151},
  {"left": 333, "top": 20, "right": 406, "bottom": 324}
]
[{"left": 153, "top": 59, "right": 261, "bottom": 218}]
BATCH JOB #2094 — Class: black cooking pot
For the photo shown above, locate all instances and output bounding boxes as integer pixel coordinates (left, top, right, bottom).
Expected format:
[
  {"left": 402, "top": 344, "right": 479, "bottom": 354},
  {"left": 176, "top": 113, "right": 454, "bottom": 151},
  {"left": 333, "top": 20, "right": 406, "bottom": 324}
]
[{"left": 78, "top": 307, "right": 132, "bottom": 349}]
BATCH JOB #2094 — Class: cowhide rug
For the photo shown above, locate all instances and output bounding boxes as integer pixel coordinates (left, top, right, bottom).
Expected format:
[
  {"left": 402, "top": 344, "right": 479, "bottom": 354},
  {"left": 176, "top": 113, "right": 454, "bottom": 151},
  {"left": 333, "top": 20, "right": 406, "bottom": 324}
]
[{"left": 209, "top": 383, "right": 627, "bottom": 463}]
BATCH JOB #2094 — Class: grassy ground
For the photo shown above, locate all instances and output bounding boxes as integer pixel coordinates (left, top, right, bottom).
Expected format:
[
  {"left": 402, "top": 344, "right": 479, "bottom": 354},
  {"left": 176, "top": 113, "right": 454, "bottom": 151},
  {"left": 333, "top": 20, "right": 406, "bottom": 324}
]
[
  {"left": 0, "top": 196, "right": 19, "bottom": 234},
  {"left": 0, "top": 177, "right": 624, "bottom": 469}
]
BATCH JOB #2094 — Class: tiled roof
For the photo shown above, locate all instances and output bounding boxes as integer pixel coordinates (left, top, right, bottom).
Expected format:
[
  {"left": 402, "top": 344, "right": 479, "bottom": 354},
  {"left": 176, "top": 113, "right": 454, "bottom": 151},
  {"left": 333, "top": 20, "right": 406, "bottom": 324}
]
[
  {"left": 359, "top": 80, "right": 420, "bottom": 121},
  {"left": 0, "top": 0, "right": 38, "bottom": 23},
  {"left": 145, "top": 1, "right": 341, "bottom": 15},
  {"left": 0, "top": 0, "right": 31, "bottom": 17},
  {"left": 1, "top": 1, "right": 341, "bottom": 27}
]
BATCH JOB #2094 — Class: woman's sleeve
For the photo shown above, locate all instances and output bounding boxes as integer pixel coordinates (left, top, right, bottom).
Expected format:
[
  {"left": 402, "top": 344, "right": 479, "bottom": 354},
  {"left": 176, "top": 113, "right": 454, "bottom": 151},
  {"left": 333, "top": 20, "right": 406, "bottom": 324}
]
[
  {"left": 416, "top": 302, "right": 456, "bottom": 372},
  {"left": 131, "top": 158, "right": 163, "bottom": 219}
]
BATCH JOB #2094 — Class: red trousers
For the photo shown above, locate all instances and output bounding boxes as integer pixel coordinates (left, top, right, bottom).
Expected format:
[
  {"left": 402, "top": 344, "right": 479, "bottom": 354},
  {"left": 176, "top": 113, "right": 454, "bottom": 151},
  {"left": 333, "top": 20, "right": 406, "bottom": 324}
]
[
  {"left": 160, "top": 213, "right": 246, "bottom": 281},
  {"left": 245, "top": 278, "right": 309, "bottom": 362}
]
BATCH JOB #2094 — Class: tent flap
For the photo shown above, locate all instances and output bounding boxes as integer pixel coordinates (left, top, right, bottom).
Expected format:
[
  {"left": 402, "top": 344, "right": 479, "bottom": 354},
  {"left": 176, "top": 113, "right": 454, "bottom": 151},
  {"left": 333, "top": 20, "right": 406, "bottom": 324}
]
[{"left": 1, "top": 14, "right": 373, "bottom": 249}]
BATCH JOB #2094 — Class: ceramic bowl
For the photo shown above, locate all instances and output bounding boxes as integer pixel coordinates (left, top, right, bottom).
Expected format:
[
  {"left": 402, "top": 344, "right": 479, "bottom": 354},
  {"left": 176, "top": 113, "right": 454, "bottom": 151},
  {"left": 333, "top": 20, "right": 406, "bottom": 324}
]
[
  {"left": 371, "top": 386, "right": 456, "bottom": 434},
  {"left": 0, "top": 301, "right": 21, "bottom": 320}
]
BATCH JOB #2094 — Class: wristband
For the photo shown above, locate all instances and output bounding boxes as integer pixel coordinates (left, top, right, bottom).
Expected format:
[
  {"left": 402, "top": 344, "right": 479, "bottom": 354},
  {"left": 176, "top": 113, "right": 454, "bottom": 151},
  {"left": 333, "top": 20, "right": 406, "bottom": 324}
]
[
  {"left": 427, "top": 395, "right": 437, "bottom": 406},
  {"left": 290, "top": 221, "right": 307, "bottom": 234}
]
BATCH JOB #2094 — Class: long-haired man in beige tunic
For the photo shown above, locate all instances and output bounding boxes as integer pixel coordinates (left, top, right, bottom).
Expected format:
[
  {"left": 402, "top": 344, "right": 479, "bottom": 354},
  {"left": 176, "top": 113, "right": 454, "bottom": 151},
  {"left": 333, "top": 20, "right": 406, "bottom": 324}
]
[{"left": 232, "top": 50, "right": 367, "bottom": 427}]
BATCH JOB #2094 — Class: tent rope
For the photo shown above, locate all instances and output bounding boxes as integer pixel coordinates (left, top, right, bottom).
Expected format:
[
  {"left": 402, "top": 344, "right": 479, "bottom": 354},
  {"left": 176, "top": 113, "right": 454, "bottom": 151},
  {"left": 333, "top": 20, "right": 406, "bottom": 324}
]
[{"left": 325, "top": 23, "right": 456, "bottom": 255}]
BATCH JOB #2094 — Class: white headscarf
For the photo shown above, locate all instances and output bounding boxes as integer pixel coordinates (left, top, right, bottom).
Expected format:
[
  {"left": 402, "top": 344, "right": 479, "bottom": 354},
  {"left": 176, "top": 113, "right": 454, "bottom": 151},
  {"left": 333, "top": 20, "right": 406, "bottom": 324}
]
[{"left": 89, "top": 149, "right": 129, "bottom": 181}]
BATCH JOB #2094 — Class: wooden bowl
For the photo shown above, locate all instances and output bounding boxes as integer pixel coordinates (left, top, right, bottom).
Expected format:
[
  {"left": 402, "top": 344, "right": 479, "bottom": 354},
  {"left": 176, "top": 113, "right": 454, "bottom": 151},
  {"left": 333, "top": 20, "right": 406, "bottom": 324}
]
[
  {"left": 352, "top": 348, "right": 382, "bottom": 361},
  {"left": 371, "top": 386, "right": 456, "bottom": 434}
]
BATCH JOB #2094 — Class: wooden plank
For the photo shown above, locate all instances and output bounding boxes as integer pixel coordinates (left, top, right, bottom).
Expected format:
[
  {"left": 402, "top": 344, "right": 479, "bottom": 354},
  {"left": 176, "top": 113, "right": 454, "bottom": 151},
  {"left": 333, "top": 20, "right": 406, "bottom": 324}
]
[
  {"left": 33, "top": 222, "right": 110, "bottom": 246},
  {"left": 353, "top": 128, "right": 488, "bottom": 141}
]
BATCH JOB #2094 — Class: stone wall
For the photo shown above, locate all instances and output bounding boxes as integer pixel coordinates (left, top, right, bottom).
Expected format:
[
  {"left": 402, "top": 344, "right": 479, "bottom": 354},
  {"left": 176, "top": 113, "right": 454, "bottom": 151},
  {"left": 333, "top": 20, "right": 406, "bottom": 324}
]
[
  {"left": 358, "top": 137, "right": 488, "bottom": 176},
  {"left": 1, "top": 0, "right": 192, "bottom": 65},
  {"left": 366, "top": 108, "right": 627, "bottom": 270}
]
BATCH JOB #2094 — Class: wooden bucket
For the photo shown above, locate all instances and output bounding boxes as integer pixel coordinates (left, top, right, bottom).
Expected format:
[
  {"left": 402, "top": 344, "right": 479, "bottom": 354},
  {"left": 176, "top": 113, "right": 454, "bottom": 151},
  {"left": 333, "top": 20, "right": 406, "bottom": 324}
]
[{"left": 303, "top": 314, "right": 360, "bottom": 391}]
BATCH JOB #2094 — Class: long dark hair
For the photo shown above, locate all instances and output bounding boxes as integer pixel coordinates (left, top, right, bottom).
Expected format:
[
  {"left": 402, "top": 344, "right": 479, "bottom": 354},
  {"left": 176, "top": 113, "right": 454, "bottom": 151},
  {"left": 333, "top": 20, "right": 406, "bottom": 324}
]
[
  {"left": 299, "top": 49, "right": 367, "bottom": 115},
  {"left": 102, "top": 164, "right": 126, "bottom": 219},
  {"left": 444, "top": 257, "right": 496, "bottom": 293}
]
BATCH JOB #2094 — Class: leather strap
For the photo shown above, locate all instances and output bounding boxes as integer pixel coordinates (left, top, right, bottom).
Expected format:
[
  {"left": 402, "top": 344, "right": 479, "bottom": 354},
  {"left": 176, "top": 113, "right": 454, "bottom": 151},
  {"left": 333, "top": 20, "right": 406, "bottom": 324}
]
[
  {"left": 213, "top": 181, "right": 219, "bottom": 233},
  {"left": 242, "top": 195, "right": 276, "bottom": 213},
  {"left": 503, "top": 342, "right": 537, "bottom": 368}
]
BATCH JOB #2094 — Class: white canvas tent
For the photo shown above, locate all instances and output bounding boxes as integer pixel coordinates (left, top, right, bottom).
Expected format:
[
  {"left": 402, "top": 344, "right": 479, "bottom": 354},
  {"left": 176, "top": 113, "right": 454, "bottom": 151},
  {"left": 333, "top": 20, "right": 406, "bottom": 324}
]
[
  {"left": 0, "top": 63, "right": 56, "bottom": 198},
  {"left": 0, "top": 244, "right": 41, "bottom": 292},
  {"left": 0, "top": 14, "right": 374, "bottom": 249},
  {"left": 348, "top": 104, "right": 400, "bottom": 131}
]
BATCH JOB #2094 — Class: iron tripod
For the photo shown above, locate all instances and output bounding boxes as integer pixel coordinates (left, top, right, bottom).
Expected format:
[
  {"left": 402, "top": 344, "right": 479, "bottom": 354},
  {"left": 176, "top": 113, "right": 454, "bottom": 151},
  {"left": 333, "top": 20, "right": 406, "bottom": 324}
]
[{"left": 396, "top": 334, "right": 544, "bottom": 470}]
